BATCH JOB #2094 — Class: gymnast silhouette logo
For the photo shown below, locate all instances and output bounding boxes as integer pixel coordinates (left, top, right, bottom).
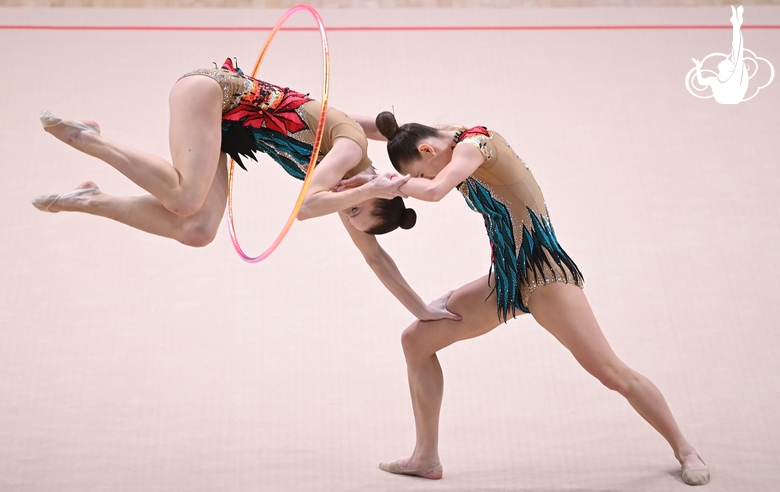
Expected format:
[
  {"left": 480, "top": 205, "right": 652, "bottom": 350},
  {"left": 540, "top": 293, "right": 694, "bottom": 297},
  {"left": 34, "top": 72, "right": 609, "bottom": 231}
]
[{"left": 685, "top": 5, "right": 774, "bottom": 104}]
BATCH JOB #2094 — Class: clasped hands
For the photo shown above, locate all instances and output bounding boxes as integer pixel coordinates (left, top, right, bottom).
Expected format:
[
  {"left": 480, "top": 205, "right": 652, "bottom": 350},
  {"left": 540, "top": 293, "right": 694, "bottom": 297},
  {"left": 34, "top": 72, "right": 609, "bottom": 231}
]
[{"left": 334, "top": 171, "right": 410, "bottom": 199}]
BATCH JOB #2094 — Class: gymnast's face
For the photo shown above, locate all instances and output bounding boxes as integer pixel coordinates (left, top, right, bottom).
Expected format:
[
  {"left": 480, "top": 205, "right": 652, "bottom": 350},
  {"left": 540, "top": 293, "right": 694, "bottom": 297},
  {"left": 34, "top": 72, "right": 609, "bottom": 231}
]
[
  {"left": 401, "top": 142, "right": 449, "bottom": 179},
  {"left": 344, "top": 198, "right": 379, "bottom": 232}
]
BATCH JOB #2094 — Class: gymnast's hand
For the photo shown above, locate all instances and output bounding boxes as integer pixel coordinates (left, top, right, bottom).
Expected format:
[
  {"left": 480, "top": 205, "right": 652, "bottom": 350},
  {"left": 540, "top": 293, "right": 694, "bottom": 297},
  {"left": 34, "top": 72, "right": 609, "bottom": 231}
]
[
  {"left": 333, "top": 173, "right": 375, "bottom": 191},
  {"left": 420, "top": 291, "right": 462, "bottom": 322},
  {"left": 335, "top": 172, "right": 410, "bottom": 199},
  {"left": 334, "top": 172, "right": 406, "bottom": 191},
  {"left": 371, "top": 172, "right": 410, "bottom": 199}
]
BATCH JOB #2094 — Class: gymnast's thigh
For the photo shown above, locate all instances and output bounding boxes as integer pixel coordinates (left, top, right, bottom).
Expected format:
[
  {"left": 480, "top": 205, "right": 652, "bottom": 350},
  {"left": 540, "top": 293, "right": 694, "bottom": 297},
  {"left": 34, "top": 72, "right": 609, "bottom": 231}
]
[{"left": 405, "top": 275, "right": 508, "bottom": 354}]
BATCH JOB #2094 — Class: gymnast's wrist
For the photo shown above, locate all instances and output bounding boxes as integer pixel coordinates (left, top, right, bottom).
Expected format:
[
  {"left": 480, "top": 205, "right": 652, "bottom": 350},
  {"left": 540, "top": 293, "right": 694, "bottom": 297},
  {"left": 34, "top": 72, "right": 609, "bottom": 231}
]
[
  {"left": 414, "top": 304, "right": 434, "bottom": 320},
  {"left": 365, "top": 177, "right": 385, "bottom": 197}
]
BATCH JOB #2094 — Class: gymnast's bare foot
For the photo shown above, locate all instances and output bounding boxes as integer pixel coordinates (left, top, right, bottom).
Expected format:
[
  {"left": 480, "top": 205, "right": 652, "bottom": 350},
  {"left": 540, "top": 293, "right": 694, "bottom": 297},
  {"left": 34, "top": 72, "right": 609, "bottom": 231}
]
[
  {"left": 32, "top": 181, "right": 100, "bottom": 213},
  {"left": 378, "top": 458, "right": 442, "bottom": 480},
  {"left": 677, "top": 448, "right": 710, "bottom": 486},
  {"left": 39, "top": 110, "right": 101, "bottom": 149}
]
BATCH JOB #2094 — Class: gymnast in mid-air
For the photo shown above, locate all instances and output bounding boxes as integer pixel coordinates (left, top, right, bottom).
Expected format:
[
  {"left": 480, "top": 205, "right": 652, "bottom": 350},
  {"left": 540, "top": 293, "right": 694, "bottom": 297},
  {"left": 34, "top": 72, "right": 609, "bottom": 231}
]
[
  {"left": 34, "top": 58, "right": 460, "bottom": 322},
  {"left": 337, "top": 113, "right": 710, "bottom": 486},
  {"left": 34, "top": 58, "right": 412, "bottom": 243},
  {"left": 33, "top": 50, "right": 709, "bottom": 486}
]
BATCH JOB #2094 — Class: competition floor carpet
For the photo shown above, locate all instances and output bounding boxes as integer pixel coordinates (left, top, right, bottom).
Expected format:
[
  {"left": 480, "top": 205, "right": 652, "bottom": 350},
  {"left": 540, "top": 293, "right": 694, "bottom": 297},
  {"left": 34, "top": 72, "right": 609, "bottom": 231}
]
[{"left": 1, "top": 6, "right": 779, "bottom": 491}]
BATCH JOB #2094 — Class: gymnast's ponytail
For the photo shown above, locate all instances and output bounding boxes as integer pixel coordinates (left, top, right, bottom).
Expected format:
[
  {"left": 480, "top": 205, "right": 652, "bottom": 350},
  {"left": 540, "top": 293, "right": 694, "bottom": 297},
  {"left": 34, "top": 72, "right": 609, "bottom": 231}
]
[
  {"left": 375, "top": 111, "right": 442, "bottom": 172},
  {"left": 365, "top": 196, "right": 417, "bottom": 235}
]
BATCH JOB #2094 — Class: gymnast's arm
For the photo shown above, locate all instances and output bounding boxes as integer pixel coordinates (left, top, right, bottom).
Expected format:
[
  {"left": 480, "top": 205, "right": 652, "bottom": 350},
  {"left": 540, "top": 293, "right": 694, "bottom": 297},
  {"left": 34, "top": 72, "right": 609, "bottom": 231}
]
[
  {"left": 349, "top": 114, "right": 387, "bottom": 141},
  {"left": 297, "top": 150, "right": 407, "bottom": 220},
  {"left": 338, "top": 212, "right": 460, "bottom": 321},
  {"left": 400, "top": 143, "right": 485, "bottom": 202},
  {"left": 692, "top": 60, "right": 714, "bottom": 87}
]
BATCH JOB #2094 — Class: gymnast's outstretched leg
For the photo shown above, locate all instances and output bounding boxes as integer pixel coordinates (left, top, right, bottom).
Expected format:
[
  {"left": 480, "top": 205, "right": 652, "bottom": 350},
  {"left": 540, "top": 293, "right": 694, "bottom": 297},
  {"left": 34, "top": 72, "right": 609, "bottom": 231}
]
[
  {"left": 40, "top": 75, "right": 224, "bottom": 218},
  {"left": 527, "top": 282, "right": 709, "bottom": 485},
  {"left": 384, "top": 278, "right": 708, "bottom": 485}
]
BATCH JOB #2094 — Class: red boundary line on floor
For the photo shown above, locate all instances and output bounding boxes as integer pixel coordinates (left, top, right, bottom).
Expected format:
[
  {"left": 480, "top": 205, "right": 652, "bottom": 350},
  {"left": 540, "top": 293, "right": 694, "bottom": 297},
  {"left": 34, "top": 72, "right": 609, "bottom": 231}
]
[{"left": 1, "top": 24, "right": 779, "bottom": 31}]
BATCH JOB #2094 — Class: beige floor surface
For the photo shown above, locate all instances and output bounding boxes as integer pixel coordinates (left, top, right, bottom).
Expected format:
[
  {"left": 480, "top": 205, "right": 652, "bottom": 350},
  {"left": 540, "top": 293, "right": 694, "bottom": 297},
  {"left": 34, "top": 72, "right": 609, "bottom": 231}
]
[{"left": 1, "top": 6, "right": 779, "bottom": 492}]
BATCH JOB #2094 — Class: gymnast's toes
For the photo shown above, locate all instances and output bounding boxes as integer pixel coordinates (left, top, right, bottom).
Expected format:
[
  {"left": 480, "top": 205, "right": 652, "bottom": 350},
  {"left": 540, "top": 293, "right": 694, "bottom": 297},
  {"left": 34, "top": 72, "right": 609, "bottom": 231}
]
[
  {"left": 378, "top": 459, "right": 443, "bottom": 480},
  {"left": 32, "top": 181, "right": 100, "bottom": 213},
  {"left": 39, "top": 110, "right": 101, "bottom": 145},
  {"left": 679, "top": 451, "right": 709, "bottom": 486}
]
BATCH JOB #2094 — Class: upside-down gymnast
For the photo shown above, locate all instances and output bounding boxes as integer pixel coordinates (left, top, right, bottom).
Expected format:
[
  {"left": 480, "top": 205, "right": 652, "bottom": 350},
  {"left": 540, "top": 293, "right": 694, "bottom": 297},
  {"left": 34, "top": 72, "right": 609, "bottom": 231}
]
[
  {"left": 338, "top": 113, "right": 710, "bottom": 486},
  {"left": 33, "top": 59, "right": 460, "bottom": 323},
  {"left": 33, "top": 58, "right": 416, "bottom": 241}
]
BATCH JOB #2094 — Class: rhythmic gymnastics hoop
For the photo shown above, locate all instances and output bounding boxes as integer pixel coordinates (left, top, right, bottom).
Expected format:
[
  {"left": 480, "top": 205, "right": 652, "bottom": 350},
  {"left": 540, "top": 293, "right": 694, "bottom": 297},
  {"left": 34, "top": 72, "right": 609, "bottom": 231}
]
[{"left": 226, "top": 4, "right": 330, "bottom": 263}]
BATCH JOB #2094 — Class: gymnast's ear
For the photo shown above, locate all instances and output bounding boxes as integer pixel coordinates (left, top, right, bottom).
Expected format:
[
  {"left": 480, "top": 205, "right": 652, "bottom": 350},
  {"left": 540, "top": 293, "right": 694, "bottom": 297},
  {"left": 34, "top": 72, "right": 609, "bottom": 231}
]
[
  {"left": 418, "top": 143, "right": 436, "bottom": 157},
  {"left": 376, "top": 111, "right": 399, "bottom": 140}
]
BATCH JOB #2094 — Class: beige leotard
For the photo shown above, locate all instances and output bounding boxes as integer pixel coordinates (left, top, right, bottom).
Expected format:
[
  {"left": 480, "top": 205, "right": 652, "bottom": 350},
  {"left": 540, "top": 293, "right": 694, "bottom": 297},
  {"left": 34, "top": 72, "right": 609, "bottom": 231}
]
[
  {"left": 180, "top": 59, "right": 371, "bottom": 178},
  {"left": 455, "top": 126, "right": 584, "bottom": 320}
]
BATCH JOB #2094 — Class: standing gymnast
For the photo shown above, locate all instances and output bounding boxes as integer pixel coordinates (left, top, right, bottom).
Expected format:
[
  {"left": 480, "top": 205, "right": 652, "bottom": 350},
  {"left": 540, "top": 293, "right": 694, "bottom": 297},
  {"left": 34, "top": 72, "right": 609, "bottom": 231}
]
[
  {"left": 32, "top": 59, "right": 412, "bottom": 245},
  {"left": 338, "top": 113, "right": 710, "bottom": 486}
]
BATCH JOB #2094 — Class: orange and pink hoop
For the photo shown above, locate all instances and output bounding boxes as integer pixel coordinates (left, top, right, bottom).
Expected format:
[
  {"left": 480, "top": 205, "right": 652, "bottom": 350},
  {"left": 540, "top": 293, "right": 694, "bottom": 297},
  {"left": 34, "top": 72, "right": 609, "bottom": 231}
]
[{"left": 226, "top": 4, "right": 330, "bottom": 263}]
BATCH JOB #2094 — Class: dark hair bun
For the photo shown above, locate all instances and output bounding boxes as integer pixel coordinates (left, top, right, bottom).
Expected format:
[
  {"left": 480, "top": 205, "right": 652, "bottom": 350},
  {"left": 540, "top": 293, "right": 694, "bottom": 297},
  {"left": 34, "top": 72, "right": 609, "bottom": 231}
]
[
  {"left": 376, "top": 111, "right": 399, "bottom": 141},
  {"left": 400, "top": 207, "right": 417, "bottom": 230}
]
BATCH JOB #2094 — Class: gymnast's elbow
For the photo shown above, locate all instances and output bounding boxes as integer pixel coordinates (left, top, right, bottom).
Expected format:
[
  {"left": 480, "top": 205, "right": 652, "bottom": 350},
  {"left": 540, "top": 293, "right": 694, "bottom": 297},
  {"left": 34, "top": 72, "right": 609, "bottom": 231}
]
[
  {"left": 296, "top": 205, "right": 314, "bottom": 221},
  {"left": 423, "top": 186, "right": 447, "bottom": 203}
]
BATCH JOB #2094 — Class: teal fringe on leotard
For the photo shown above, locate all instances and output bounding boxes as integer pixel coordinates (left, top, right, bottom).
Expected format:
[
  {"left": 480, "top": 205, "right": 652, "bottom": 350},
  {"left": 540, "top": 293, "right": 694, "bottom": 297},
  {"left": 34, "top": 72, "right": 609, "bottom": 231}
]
[
  {"left": 221, "top": 121, "right": 313, "bottom": 180},
  {"left": 460, "top": 178, "right": 583, "bottom": 322}
]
